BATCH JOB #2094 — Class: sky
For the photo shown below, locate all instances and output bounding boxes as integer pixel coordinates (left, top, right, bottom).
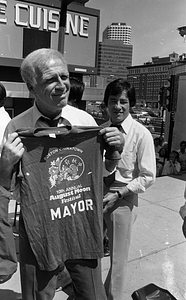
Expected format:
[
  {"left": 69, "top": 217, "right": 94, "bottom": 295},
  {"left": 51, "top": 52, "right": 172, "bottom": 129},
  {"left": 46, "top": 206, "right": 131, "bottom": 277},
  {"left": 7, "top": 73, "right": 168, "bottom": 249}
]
[{"left": 88, "top": 0, "right": 186, "bottom": 66}]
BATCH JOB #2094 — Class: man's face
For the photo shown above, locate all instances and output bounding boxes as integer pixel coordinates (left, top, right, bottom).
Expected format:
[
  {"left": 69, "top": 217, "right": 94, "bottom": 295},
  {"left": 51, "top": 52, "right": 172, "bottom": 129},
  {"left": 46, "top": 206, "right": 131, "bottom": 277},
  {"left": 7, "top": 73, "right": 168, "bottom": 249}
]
[
  {"left": 107, "top": 90, "right": 130, "bottom": 125},
  {"left": 154, "top": 139, "right": 160, "bottom": 147},
  {"left": 180, "top": 143, "right": 186, "bottom": 152},
  {"left": 33, "top": 57, "right": 70, "bottom": 117},
  {"left": 169, "top": 152, "right": 176, "bottom": 162}
]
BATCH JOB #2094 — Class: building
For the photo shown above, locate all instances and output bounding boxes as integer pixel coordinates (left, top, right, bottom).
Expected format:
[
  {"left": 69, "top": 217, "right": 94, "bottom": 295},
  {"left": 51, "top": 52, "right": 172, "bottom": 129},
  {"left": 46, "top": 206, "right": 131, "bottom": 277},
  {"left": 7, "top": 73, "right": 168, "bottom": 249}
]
[
  {"left": 163, "top": 57, "right": 186, "bottom": 151},
  {"left": 103, "top": 22, "right": 131, "bottom": 45},
  {"left": 127, "top": 52, "right": 180, "bottom": 109},
  {"left": 0, "top": 0, "right": 100, "bottom": 116},
  {"left": 95, "top": 22, "right": 132, "bottom": 86},
  {"left": 97, "top": 40, "right": 133, "bottom": 85}
]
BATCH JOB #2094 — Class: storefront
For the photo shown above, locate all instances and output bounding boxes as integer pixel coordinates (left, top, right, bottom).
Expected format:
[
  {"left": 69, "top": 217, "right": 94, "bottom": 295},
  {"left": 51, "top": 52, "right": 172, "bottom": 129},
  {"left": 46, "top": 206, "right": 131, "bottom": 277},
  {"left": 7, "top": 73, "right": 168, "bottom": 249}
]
[{"left": 0, "top": 0, "right": 99, "bottom": 116}]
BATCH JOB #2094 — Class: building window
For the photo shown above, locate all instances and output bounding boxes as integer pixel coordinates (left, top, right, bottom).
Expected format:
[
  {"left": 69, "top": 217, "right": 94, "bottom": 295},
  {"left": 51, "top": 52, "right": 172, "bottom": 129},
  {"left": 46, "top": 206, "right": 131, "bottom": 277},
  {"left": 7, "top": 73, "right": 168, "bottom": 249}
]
[{"left": 23, "top": 28, "right": 51, "bottom": 58}]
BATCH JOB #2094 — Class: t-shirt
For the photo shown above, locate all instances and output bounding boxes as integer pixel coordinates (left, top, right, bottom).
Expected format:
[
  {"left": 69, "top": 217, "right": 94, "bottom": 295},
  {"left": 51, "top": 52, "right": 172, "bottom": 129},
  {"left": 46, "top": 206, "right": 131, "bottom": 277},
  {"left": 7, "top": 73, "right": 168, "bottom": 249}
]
[{"left": 18, "top": 126, "right": 104, "bottom": 271}]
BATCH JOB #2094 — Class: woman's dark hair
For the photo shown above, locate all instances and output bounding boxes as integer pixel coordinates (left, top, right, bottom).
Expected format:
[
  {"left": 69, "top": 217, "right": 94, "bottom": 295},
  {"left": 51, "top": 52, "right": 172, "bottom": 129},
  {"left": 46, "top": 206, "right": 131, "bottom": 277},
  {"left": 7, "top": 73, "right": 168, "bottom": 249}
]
[
  {"left": 103, "top": 78, "right": 136, "bottom": 107},
  {"left": 69, "top": 77, "right": 85, "bottom": 104}
]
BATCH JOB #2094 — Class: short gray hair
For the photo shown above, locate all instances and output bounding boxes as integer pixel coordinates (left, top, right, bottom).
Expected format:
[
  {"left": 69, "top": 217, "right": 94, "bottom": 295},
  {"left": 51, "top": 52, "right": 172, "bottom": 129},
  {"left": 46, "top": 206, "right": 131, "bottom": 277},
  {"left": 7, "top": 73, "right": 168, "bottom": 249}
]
[{"left": 20, "top": 48, "right": 68, "bottom": 89}]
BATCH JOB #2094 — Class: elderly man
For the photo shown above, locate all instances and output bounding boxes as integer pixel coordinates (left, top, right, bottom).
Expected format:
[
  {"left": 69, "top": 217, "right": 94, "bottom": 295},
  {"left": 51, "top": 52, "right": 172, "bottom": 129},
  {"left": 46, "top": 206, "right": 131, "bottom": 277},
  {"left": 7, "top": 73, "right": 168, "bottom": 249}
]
[
  {"left": 0, "top": 48, "right": 124, "bottom": 300},
  {"left": 100, "top": 78, "right": 156, "bottom": 300}
]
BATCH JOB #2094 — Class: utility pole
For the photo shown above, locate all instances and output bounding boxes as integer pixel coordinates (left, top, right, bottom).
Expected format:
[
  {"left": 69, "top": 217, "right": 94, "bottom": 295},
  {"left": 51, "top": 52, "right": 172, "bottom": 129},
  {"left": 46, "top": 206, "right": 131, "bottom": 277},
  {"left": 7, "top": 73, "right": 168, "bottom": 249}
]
[
  {"left": 158, "top": 86, "right": 167, "bottom": 138},
  {"left": 167, "top": 111, "right": 175, "bottom": 156},
  {"left": 160, "top": 107, "right": 165, "bottom": 138},
  {"left": 58, "top": 0, "right": 74, "bottom": 54},
  {"left": 166, "top": 75, "right": 179, "bottom": 156}
]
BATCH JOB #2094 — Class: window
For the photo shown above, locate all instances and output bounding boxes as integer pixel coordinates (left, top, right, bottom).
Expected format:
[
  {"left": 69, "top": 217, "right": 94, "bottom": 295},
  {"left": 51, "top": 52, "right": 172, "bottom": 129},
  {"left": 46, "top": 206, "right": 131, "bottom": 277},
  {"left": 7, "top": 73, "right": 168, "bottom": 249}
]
[{"left": 23, "top": 28, "right": 51, "bottom": 58}]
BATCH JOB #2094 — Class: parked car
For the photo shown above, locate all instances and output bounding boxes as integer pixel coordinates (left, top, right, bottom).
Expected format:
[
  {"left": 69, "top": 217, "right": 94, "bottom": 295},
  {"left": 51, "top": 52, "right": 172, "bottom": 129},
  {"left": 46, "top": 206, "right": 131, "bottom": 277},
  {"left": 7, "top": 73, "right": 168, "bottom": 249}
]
[
  {"left": 130, "top": 109, "right": 155, "bottom": 134},
  {"left": 138, "top": 112, "right": 155, "bottom": 124},
  {"left": 135, "top": 118, "right": 155, "bottom": 134},
  {"left": 143, "top": 108, "right": 159, "bottom": 117}
]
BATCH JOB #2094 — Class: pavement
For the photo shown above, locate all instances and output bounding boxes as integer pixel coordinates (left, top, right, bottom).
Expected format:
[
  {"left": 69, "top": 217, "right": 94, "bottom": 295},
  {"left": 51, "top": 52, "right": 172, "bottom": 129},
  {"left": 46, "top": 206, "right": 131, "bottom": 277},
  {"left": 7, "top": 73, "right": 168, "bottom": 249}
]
[{"left": 1, "top": 173, "right": 186, "bottom": 300}]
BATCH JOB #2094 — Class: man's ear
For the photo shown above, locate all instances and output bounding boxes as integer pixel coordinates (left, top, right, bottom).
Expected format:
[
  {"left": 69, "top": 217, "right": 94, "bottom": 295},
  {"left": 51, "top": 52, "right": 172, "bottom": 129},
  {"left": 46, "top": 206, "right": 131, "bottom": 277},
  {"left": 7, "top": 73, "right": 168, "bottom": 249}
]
[{"left": 27, "top": 83, "right": 35, "bottom": 94}]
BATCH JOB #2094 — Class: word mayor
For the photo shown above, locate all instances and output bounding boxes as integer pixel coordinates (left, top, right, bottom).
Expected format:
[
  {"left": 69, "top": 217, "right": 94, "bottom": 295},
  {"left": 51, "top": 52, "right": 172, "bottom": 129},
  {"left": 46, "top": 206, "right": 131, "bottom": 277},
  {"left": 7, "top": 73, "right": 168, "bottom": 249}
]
[
  {"left": 0, "top": 1, "right": 89, "bottom": 36},
  {"left": 51, "top": 199, "right": 93, "bottom": 220}
]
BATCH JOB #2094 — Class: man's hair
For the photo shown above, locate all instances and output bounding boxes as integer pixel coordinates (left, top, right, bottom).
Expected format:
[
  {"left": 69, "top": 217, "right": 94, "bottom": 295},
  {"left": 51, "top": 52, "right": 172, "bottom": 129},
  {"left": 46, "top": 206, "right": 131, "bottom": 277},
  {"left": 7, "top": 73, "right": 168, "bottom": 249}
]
[
  {"left": 20, "top": 48, "right": 68, "bottom": 89},
  {"left": 154, "top": 137, "right": 160, "bottom": 143},
  {"left": 180, "top": 140, "right": 186, "bottom": 147},
  {"left": 103, "top": 78, "right": 136, "bottom": 107},
  {"left": 0, "top": 82, "right": 6, "bottom": 107},
  {"left": 170, "top": 150, "right": 179, "bottom": 160},
  {"left": 69, "top": 77, "right": 85, "bottom": 104}
]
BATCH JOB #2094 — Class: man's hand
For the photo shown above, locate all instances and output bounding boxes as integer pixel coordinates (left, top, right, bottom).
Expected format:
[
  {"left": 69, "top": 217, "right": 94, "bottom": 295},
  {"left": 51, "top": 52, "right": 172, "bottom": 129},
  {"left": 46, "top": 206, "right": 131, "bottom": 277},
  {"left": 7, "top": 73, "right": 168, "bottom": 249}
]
[
  {"left": 103, "top": 192, "right": 118, "bottom": 214},
  {"left": 99, "top": 127, "right": 124, "bottom": 152},
  {"left": 103, "top": 186, "right": 131, "bottom": 213},
  {"left": 1, "top": 132, "right": 24, "bottom": 167},
  {"left": 179, "top": 202, "right": 186, "bottom": 220},
  {"left": 0, "top": 133, "right": 24, "bottom": 188}
]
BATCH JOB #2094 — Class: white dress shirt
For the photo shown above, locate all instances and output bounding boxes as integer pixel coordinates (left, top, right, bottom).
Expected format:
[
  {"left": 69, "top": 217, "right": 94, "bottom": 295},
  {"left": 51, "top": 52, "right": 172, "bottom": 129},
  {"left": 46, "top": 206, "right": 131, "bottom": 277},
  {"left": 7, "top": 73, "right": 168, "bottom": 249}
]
[
  {"left": 114, "top": 114, "right": 156, "bottom": 194},
  {"left": 4, "top": 103, "right": 97, "bottom": 137}
]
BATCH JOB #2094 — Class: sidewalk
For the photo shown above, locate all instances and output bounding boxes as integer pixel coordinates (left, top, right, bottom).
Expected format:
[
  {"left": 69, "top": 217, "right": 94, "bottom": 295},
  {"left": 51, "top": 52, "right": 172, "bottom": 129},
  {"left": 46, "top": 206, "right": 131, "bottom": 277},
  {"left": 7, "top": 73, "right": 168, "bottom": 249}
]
[{"left": 1, "top": 174, "right": 186, "bottom": 300}]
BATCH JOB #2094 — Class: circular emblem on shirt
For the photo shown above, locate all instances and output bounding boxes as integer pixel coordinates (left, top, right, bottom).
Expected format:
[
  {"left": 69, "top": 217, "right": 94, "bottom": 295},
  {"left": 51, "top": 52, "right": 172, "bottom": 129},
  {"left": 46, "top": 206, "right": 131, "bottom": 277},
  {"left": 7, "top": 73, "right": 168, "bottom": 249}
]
[{"left": 49, "top": 155, "right": 85, "bottom": 188}]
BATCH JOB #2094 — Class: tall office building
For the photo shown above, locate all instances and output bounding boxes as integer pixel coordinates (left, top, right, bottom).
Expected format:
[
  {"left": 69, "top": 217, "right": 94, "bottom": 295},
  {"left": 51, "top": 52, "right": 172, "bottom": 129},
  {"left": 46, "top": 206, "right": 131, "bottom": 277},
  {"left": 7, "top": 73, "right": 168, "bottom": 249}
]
[
  {"left": 96, "top": 22, "right": 133, "bottom": 86},
  {"left": 97, "top": 40, "right": 132, "bottom": 84},
  {"left": 127, "top": 52, "right": 180, "bottom": 109},
  {"left": 103, "top": 22, "right": 131, "bottom": 45}
]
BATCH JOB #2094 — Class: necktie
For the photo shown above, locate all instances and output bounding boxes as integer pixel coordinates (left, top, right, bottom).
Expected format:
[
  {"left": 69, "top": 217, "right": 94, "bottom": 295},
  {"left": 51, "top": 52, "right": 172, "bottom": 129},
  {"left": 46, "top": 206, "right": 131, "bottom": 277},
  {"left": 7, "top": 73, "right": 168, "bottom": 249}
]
[
  {"left": 110, "top": 123, "right": 124, "bottom": 133},
  {"left": 39, "top": 116, "right": 71, "bottom": 128}
]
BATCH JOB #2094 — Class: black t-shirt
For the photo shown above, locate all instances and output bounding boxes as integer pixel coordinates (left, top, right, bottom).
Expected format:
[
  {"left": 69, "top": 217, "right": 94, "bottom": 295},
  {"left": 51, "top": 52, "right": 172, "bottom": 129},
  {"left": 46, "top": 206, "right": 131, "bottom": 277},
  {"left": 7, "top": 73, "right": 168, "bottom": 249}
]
[{"left": 18, "top": 126, "right": 104, "bottom": 271}]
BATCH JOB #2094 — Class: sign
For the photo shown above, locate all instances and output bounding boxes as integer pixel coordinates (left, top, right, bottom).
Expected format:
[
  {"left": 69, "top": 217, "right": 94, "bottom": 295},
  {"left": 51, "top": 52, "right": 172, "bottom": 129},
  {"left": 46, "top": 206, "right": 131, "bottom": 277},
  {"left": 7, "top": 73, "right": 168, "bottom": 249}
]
[{"left": 0, "top": 0, "right": 99, "bottom": 73}]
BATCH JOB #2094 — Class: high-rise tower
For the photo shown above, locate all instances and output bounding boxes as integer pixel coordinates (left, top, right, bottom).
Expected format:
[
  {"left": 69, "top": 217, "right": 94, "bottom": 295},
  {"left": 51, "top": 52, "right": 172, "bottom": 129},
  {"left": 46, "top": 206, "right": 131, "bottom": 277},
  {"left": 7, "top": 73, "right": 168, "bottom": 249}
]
[
  {"left": 97, "top": 23, "right": 133, "bottom": 85},
  {"left": 103, "top": 22, "right": 131, "bottom": 45}
]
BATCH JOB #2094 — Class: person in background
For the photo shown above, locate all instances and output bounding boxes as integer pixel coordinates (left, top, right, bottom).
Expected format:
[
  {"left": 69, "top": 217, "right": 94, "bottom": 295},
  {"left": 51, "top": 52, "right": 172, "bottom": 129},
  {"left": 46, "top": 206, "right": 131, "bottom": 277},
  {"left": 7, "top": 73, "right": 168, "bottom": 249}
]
[
  {"left": 161, "top": 150, "right": 181, "bottom": 176},
  {"left": 177, "top": 141, "right": 186, "bottom": 172},
  {"left": 68, "top": 77, "right": 85, "bottom": 109},
  {"left": 0, "top": 48, "right": 124, "bottom": 300},
  {"left": 180, "top": 160, "right": 186, "bottom": 174},
  {"left": 0, "top": 83, "right": 16, "bottom": 285},
  {"left": 0, "top": 83, "right": 11, "bottom": 151},
  {"left": 154, "top": 137, "right": 162, "bottom": 160},
  {"left": 0, "top": 187, "right": 17, "bottom": 284},
  {"left": 154, "top": 137, "right": 163, "bottom": 177},
  {"left": 158, "top": 141, "right": 168, "bottom": 163},
  {"left": 99, "top": 78, "right": 156, "bottom": 300},
  {"left": 156, "top": 160, "right": 163, "bottom": 177}
]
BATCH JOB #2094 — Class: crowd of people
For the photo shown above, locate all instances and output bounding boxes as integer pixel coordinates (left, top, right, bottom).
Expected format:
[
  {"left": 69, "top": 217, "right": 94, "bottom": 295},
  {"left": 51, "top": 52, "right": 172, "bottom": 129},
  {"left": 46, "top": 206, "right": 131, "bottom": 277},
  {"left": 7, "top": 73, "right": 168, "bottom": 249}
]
[
  {"left": 1, "top": 47, "right": 186, "bottom": 300},
  {"left": 154, "top": 137, "right": 186, "bottom": 177}
]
